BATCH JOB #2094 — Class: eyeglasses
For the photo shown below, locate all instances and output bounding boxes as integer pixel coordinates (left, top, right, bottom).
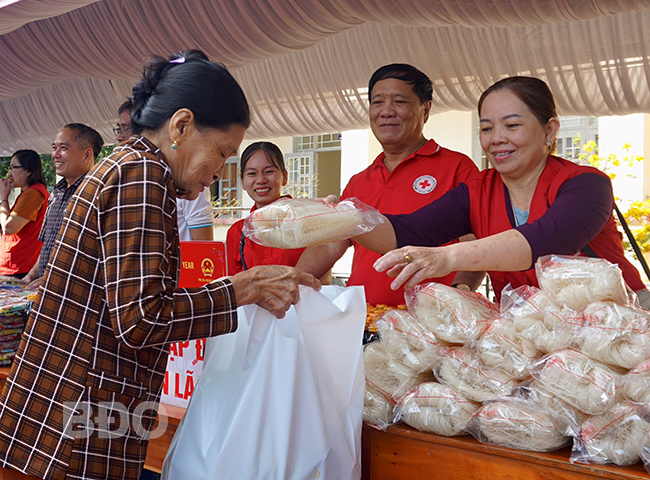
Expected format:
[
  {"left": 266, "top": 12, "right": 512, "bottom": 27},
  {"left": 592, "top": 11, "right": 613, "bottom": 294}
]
[
  {"left": 9, "top": 165, "right": 23, "bottom": 171},
  {"left": 113, "top": 125, "right": 133, "bottom": 137}
]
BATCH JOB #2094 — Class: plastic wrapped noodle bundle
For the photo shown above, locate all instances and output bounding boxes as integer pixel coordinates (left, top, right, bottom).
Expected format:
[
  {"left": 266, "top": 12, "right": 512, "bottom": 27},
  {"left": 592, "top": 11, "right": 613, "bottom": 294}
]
[
  {"left": 395, "top": 382, "right": 480, "bottom": 436},
  {"left": 364, "top": 339, "right": 434, "bottom": 401},
  {"left": 575, "top": 301, "right": 650, "bottom": 370},
  {"left": 468, "top": 397, "right": 570, "bottom": 452},
  {"left": 243, "top": 197, "right": 383, "bottom": 249},
  {"left": 374, "top": 309, "right": 444, "bottom": 373},
  {"left": 530, "top": 349, "right": 622, "bottom": 415},
  {"left": 363, "top": 381, "right": 396, "bottom": 430},
  {"left": 501, "top": 285, "right": 573, "bottom": 354},
  {"left": 406, "top": 283, "right": 499, "bottom": 345},
  {"left": 471, "top": 316, "right": 541, "bottom": 380},
  {"left": 620, "top": 359, "right": 650, "bottom": 404},
  {"left": 573, "top": 402, "right": 650, "bottom": 466},
  {"left": 536, "top": 254, "right": 630, "bottom": 311},
  {"left": 433, "top": 347, "right": 519, "bottom": 403},
  {"left": 513, "top": 381, "right": 586, "bottom": 436}
]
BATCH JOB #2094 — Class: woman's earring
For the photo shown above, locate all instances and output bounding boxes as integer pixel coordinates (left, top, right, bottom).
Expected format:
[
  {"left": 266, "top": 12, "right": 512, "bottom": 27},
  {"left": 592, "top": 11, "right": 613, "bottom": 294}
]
[
  {"left": 172, "top": 141, "right": 179, "bottom": 150},
  {"left": 546, "top": 141, "right": 552, "bottom": 149}
]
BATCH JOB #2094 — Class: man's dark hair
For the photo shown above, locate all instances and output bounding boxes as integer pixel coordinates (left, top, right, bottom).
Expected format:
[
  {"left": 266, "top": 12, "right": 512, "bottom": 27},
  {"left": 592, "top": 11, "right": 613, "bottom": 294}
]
[
  {"left": 118, "top": 98, "right": 133, "bottom": 115},
  {"left": 63, "top": 123, "right": 104, "bottom": 160},
  {"left": 368, "top": 64, "right": 433, "bottom": 105}
]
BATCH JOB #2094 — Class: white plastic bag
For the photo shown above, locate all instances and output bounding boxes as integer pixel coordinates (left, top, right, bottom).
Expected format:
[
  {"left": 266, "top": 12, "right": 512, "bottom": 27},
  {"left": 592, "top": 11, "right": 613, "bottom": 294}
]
[{"left": 162, "top": 285, "right": 366, "bottom": 480}]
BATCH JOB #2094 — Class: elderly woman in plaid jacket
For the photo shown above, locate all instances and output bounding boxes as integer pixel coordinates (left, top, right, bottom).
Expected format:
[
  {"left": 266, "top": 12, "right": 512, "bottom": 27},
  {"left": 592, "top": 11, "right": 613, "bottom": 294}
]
[{"left": 0, "top": 50, "right": 320, "bottom": 480}]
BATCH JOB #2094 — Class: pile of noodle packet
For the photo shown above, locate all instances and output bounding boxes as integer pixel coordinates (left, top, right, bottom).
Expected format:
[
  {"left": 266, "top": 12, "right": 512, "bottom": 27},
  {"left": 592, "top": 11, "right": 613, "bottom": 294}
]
[{"left": 364, "top": 254, "right": 650, "bottom": 471}]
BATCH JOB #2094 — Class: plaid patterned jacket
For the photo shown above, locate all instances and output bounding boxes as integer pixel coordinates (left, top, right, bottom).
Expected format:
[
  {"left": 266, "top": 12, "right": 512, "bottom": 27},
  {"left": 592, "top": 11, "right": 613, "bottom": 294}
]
[{"left": 0, "top": 136, "right": 237, "bottom": 479}]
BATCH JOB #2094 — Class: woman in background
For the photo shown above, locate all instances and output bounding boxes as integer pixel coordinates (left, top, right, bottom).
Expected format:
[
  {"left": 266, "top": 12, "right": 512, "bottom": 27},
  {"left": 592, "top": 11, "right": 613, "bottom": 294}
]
[
  {"left": 0, "top": 150, "right": 48, "bottom": 279},
  {"left": 226, "top": 141, "right": 305, "bottom": 274}
]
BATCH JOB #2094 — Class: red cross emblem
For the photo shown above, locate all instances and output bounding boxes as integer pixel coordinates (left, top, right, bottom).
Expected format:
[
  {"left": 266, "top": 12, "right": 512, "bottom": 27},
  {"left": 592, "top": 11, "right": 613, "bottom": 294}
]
[{"left": 413, "top": 175, "right": 437, "bottom": 194}]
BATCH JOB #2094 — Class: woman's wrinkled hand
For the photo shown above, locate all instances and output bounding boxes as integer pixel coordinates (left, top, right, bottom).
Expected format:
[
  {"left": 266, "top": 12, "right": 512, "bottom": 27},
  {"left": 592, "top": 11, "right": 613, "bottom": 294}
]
[
  {"left": 373, "top": 246, "right": 453, "bottom": 292},
  {"left": 230, "top": 265, "right": 321, "bottom": 318}
]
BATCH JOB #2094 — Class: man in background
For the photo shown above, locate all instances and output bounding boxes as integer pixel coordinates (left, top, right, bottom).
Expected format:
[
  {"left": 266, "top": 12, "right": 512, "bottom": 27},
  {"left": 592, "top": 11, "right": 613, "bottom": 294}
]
[
  {"left": 23, "top": 123, "right": 104, "bottom": 289},
  {"left": 297, "top": 64, "right": 480, "bottom": 306}
]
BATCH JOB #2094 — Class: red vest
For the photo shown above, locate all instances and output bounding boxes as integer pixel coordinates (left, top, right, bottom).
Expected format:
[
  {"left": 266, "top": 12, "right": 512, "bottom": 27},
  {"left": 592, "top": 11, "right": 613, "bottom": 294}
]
[
  {"left": 0, "top": 183, "right": 49, "bottom": 275},
  {"left": 467, "top": 156, "right": 645, "bottom": 300}
]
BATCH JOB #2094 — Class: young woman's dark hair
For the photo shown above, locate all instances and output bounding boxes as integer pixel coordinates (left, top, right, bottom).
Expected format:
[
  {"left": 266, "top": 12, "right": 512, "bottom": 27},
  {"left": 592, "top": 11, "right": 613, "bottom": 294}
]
[
  {"left": 11, "top": 150, "right": 46, "bottom": 187},
  {"left": 131, "top": 49, "right": 251, "bottom": 134},
  {"left": 239, "top": 142, "right": 286, "bottom": 177},
  {"left": 368, "top": 63, "right": 433, "bottom": 105}
]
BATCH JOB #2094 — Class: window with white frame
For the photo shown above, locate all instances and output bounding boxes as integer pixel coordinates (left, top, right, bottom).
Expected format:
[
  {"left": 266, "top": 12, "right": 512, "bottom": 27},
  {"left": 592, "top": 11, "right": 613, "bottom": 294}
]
[
  {"left": 557, "top": 116, "right": 599, "bottom": 163},
  {"left": 285, "top": 152, "right": 315, "bottom": 198}
]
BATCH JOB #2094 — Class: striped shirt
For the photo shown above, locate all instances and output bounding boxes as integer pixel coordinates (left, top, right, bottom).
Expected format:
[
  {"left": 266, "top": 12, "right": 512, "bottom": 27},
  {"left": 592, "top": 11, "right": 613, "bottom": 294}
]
[
  {"left": 37, "top": 175, "right": 86, "bottom": 277},
  {"left": 0, "top": 136, "right": 238, "bottom": 479}
]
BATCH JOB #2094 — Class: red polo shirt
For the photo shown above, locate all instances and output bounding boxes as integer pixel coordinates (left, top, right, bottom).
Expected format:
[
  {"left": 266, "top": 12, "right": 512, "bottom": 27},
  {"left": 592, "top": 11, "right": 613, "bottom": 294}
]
[{"left": 342, "top": 139, "right": 478, "bottom": 306}]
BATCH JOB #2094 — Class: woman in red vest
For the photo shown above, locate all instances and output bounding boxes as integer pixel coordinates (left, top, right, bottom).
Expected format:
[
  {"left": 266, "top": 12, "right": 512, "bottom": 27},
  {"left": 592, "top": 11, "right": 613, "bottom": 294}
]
[
  {"left": 355, "top": 76, "right": 650, "bottom": 308},
  {"left": 0, "top": 150, "right": 49, "bottom": 279},
  {"left": 226, "top": 141, "right": 305, "bottom": 275}
]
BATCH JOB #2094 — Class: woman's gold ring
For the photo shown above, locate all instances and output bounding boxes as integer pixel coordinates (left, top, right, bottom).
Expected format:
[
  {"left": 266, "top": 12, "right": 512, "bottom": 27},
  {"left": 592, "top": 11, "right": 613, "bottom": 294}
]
[{"left": 403, "top": 251, "right": 413, "bottom": 264}]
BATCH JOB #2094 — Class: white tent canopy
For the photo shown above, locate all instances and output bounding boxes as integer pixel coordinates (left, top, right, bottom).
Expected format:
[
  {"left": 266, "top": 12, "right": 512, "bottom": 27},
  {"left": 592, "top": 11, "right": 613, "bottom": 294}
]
[{"left": 1, "top": 0, "right": 650, "bottom": 155}]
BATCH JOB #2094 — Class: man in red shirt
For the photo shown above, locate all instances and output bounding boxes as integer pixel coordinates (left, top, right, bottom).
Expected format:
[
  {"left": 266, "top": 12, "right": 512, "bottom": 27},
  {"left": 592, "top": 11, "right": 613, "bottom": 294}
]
[{"left": 297, "top": 64, "right": 479, "bottom": 306}]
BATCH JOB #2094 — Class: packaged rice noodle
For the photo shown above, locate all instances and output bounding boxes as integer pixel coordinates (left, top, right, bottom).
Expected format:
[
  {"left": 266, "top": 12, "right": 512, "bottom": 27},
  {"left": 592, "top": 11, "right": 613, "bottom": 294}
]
[
  {"left": 373, "top": 309, "right": 445, "bottom": 373},
  {"left": 364, "top": 339, "right": 434, "bottom": 401},
  {"left": 529, "top": 349, "right": 623, "bottom": 415},
  {"left": 569, "top": 301, "right": 650, "bottom": 370},
  {"left": 467, "top": 397, "right": 570, "bottom": 452},
  {"left": 243, "top": 197, "right": 383, "bottom": 249},
  {"left": 573, "top": 402, "right": 650, "bottom": 466},
  {"left": 621, "top": 359, "right": 650, "bottom": 404},
  {"left": 406, "top": 283, "right": 498, "bottom": 345},
  {"left": 513, "top": 381, "right": 586, "bottom": 436},
  {"left": 395, "top": 382, "right": 480, "bottom": 436},
  {"left": 500, "top": 284, "right": 573, "bottom": 354},
  {"left": 536, "top": 255, "right": 631, "bottom": 311},
  {"left": 433, "top": 347, "right": 519, "bottom": 403},
  {"left": 363, "top": 381, "right": 396, "bottom": 430},
  {"left": 471, "top": 315, "right": 541, "bottom": 380}
]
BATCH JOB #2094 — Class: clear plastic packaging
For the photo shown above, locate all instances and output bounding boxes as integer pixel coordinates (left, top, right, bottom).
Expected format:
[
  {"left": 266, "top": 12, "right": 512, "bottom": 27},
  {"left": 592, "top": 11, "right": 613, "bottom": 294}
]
[
  {"left": 574, "top": 301, "right": 650, "bottom": 370},
  {"left": 363, "top": 381, "right": 396, "bottom": 430},
  {"left": 529, "top": 349, "right": 622, "bottom": 415},
  {"left": 513, "top": 381, "right": 586, "bottom": 436},
  {"left": 433, "top": 347, "right": 519, "bottom": 403},
  {"left": 620, "top": 359, "right": 650, "bottom": 404},
  {"left": 471, "top": 315, "right": 541, "bottom": 380},
  {"left": 536, "top": 254, "right": 630, "bottom": 311},
  {"left": 364, "top": 339, "right": 434, "bottom": 401},
  {"left": 242, "top": 197, "right": 384, "bottom": 249},
  {"left": 374, "top": 309, "right": 444, "bottom": 373},
  {"left": 467, "top": 397, "right": 570, "bottom": 452},
  {"left": 406, "top": 283, "right": 498, "bottom": 345},
  {"left": 501, "top": 284, "right": 574, "bottom": 354},
  {"left": 395, "top": 382, "right": 479, "bottom": 436},
  {"left": 573, "top": 402, "right": 650, "bottom": 466}
]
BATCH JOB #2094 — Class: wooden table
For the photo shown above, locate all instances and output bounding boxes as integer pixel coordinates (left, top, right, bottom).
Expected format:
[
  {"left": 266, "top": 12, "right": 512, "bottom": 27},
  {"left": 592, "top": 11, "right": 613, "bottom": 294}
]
[
  {"left": 362, "top": 423, "right": 650, "bottom": 480},
  {"left": 2, "top": 365, "right": 649, "bottom": 478}
]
